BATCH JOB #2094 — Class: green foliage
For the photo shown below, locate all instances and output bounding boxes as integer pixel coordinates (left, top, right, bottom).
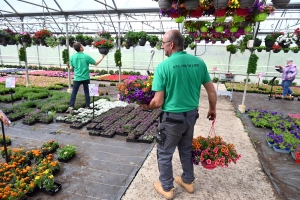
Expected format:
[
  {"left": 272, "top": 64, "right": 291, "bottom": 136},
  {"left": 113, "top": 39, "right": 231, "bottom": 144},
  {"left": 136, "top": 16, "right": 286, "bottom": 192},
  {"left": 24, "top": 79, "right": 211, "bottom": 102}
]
[
  {"left": 183, "top": 34, "right": 194, "bottom": 44},
  {"left": 212, "top": 77, "right": 218, "bottom": 83},
  {"left": 146, "top": 35, "right": 159, "bottom": 43},
  {"left": 19, "top": 47, "right": 26, "bottom": 62},
  {"left": 45, "top": 36, "right": 59, "bottom": 48},
  {"left": 75, "top": 33, "right": 85, "bottom": 41},
  {"left": 125, "top": 31, "right": 139, "bottom": 44},
  {"left": 262, "top": 80, "right": 268, "bottom": 84},
  {"left": 247, "top": 54, "right": 259, "bottom": 74},
  {"left": 62, "top": 49, "right": 69, "bottom": 64},
  {"left": 238, "top": 34, "right": 252, "bottom": 54},
  {"left": 244, "top": 78, "right": 251, "bottom": 83},
  {"left": 114, "top": 49, "right": 122, "bottom": 67},
  {"left": 109, "top": 70, "right": 114, "bottom": 75},
  {"left": 137, "top": 31, "right": 148, "bottom": 39}
]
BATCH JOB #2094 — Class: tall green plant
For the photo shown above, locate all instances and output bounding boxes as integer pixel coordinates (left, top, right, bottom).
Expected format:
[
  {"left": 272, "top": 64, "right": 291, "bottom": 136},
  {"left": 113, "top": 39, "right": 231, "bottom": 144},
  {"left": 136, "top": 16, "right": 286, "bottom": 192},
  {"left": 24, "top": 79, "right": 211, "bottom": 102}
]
[
  {"left": 114, "top": 49, "right": 122, "bottom": 67},
  {"left": 19, "top": 47, "right": 26, "bottom": 62},
  {"left": 247, "top": 54, "right": 259, "bottom": 74},
  {"left": 62, "top": 49, "right": 69, "bottom": 64}
]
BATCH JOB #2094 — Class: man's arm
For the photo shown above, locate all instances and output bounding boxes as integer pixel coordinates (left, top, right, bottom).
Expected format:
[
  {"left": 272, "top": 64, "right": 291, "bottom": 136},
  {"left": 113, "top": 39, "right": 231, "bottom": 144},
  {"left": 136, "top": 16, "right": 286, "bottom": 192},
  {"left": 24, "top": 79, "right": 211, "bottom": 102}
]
[
  {"left": 66, "top": 61, "right": 73, "bottom": 70},
  {"left": 203, "top": 81, "right": 217, "bottom": 120},
  {"left": 141, "top": 91, "right": 164, "bottom": 110},
  {"left": 94, "top": 54, "right": 106, "bottom": 66}
]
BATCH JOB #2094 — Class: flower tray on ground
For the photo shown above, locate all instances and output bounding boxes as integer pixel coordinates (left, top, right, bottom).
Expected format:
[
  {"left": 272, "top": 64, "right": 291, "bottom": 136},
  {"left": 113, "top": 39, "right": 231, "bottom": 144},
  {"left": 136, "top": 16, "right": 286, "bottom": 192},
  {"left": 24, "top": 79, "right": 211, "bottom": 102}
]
[
  {"left": 291, "top": 151, "right": 296, "bottom": 160},
  {"left": 266, "top": 138, "right": 273, "bottom": 148},
  {"left": 52, "top": 167, "right": 60, "bottom": 175},
  {"left": 138, "top": 139, "right": 154, "bottom": 144},
  {"left": 86, "top": 122, "right": 99, "bottom": 130},
  {"left": 10, "top": 116, "right": 23, "bottom": 122},
  {"left": 115, "top": 131, "right": 128, "bottom": 136},
  {"left": 58, "top": 154, "right": 76, "bottom": 163},
  {"left": 64, "top": 120, "right": 75, "bottom": 124},
  {"left": 22, "top": 121, "right": 36, "bottom": 126},
  {"left": 88, "top": 130, "right": 101, "bottom": 136},
  {"left": 55, "top": 119, "right": 65, "bottom": 123},
  {"left": 126, "top": 138, "right": 139, "bottom": 143},
  {"left": 0, "top": 140, "right": 11, "bottom": 146},
  {"left": 26, "top": 186, "right": 39, "bottom": 197},
  {"left": 275, "top": 96, "right": 282, "bottom": 99},
  {"left": 273, "top": 145, "right": 291, "bottom": 154},
  {"left": 284, "top": 96, "right": 294, "bottom": 100},
  {"left": 70, "top": 122, "right": 85, "bottom": 130},
  {"left": 41, "top": 182, "right": 62, "bottom": 196},
  {"left": 39, "top": 119, "right": 54, "bottom": 124},
  {"left": 100, "top": 132, "right": 115, "bottom": 138},
  {"left": 42, "top": 147, "right": 58, "bottom": 156}
]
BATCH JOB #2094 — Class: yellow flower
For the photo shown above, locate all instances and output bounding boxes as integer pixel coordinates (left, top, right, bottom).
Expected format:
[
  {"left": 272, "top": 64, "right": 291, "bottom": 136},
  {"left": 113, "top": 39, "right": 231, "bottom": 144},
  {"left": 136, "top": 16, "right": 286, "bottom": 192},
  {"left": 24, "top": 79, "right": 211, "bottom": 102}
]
[
  {"left": 118, "top": 61, "right": 120, "bottom": 64},
  {"left": 48, "top": 175, "right": 53, "bottom": 179},
  {"left": 43, "top": 169, "right": 49, "bottom": 174},
  {"left": 147, "top": 83, "right": 150, "bottom": 87},
  {"left": 35, "top": 176, "right": 40, "bottom": 180}
]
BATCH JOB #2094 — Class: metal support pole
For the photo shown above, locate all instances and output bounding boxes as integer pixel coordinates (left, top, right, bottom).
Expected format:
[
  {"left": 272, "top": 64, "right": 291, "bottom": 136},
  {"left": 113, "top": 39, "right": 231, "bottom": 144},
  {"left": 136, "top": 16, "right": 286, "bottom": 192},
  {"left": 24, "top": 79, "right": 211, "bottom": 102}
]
[
  {"left": 133, "top": 47, "right": 135, "bottom": 72},
  {"left": 65, "top": 15, "right": 72, "bottom": 93},
  {"left": 16, "top": 45, "right": 21, "bottom": 66},
  {"left": 0, "top": 46, "right": 3, "bottom": 66},
  {"left": 58, "top": 45, "right": 61, "bottom": 68},
  {"left": 227, "top": 53, "right": 232, "bottom": 73},
  {"left": 24, "top": 45, "right": 30, "bottom": 87},
  {"left": 118, "top": 13, "right": 121, "bottom": 84},
  {"left": 1, "top": 121, "right": 9, "bottom": 163},
  {"left": 266, "top": 51, "right": 272, "bottom": 79},
  {"left": 36, "top": 44, "right": 41, "bottom": 66}
]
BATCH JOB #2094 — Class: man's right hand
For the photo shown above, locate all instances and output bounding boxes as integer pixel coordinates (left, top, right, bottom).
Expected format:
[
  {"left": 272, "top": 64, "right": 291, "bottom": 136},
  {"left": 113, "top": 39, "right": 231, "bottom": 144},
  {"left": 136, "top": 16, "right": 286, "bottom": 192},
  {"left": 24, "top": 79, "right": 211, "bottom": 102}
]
[{"left": 102, "top": 54, "right": 106, "bottom": 59}]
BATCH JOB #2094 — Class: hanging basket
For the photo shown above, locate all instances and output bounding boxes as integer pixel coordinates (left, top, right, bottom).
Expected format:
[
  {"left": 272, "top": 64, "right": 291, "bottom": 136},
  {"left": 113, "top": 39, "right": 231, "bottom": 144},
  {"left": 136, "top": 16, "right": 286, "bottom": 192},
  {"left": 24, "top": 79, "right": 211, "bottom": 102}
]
[
  {"left": 184, "top": 0, "right": 199, "bottom": 10},
  {"left": 158, "top": 0, "right": 173, "bottom": 10},
  {"left": 98, "top": 47, "right": 109, "bottom": 55},
  {"left": 244, "top": 26, "right": 253, "bottom": 32},
  {"left": 239, "top": 0, "right": 255, "bottom": 8},
  {"left": 271, "top": 0, "right": 291, "bottom": 8},
  {"left": 254, "top": 12, "right": 268, "bottom": 22},
  {"left": 273, "top": 49, "right": 281, "bottom": 53},
  {"left": 254, "top": 40, "right": 262, "bottom": 47},
  {"left": 214, "top": 8, "right": 227, "bottom": 17},
  {"left": 229, "top": 26, "right": 238, "bottom": 33},
  {"left": 215, "top": 26, "right": 224, "bottom": 33},
  {"left": 169, "top": 12, "right": 181, "bottom": 18},
  {"left": 214, "top": 0, "right": 228, "bottom": 10},
  {"left": 200, "top": 26, "right": 208, "bottom": 33},
  {"left": 235, "top": 8, "right": 249, "bottom": 17},
  {"left": 174, "top": 16, "right": 185, "bottom": 23},
  {"left": 138, "top": 38, "right": 146, "bottom": 46},
  {"left": 215, "top": 16, "right": 226, "bottom": 23},
  {"left": 190, "top": 9, "right": 203, "bottom": 18},
  {"left": 265, "top": 40, "right": 275, "bottom": 48},
  {"left": 230, "top": 49, "right": 237, "bottom": 54},
  {"left": 233, "top": 14, "right": 245, "bottom": 23}
]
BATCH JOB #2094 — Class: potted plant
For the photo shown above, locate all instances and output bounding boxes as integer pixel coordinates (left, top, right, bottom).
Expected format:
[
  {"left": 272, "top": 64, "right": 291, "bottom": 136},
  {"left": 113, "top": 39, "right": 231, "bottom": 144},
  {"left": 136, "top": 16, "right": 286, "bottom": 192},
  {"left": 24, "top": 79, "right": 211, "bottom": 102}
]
[
  {"left": 22, "top": 115, "right": 36, "bottom": 126},
  {"left": 57, "top": 144, "right": 76, "bottom": 162},
  {"left": 67, "top": 35, "right": 76, "bottom": 47},
  {"left": 45, "top": 36, "right": 59, "bottom": 48},
  {"left": 255, "top": 46, "right": 266, "bottom": 52},
  {"left": 226, "top": 44, "right": 238, "bottom": 54},
  {"left": 93, "top": 39, "right": 114, "bottom": 55},
  {"left": 41, "top": 140, "right": 59, "bottom": 155},
  {"left": 33, "top": 29, "right": 52, "bottom": 45},
  {"left": 137, "top": 31, "right": 148, "bottom": 46},
  {"left": 0, "top": 135, "right": 11, "bottom": 146},
  {"left": 290, "top": 46, "right": 299, "bottom": 53},
  {"left": 146, "top": 35, "right": 159, "bottom": 48},
  {"left": 283, "top": 47, "right": 290, "bottom": 53},
  {"left": 34, "top": 169, "right": 62, "bottom": 195},
  {"left": 114, "top": 49, "right": 122, "bottom": 67},
  {"left": 97, "top": 30, "right": 112, "bottom": 40},
  {"left": 277, "top": 33, "right": 293, "bottom": 48},
  {"left": 18, "top": 32, "right": 32, "bottom": 45},
  {"left": 0, "top": 146, "right": 11, "bottom": 158},
  {"left": 39, "top": 111, "right": 55, "bottom": 124},
  {"left": 183, "top": 34, "right": 194, "bottom": 49},
  {"left": 272, "top": 44, "right": 282, "bottom": 53},
  {"left": 75, "top": 33, "right": 85, "bottom": 43},
  {"left": 58, "top": 35, "right": 66, "bottom": 45},
  {"left": 293, "top": 145, "right": 300, "bottom": 163},
  {"left": 192, "top": 135, "right": 241, "bottom": 169},
  {"left": 254, "top": 38, "right": 262, "bottom": 47},
  {"left": 62, "top": 49, "right": 69, "bottom": 64},
  {"left": 247, "top": 54, "right": 259, "bottom": 74},
  {"left": 264, "top": 32, "right": 283, "bottom": 48},
  {"left": 189, "top": 43, "right": 196, "bottom": 50},
  {"left": 125, "top": 31, "right": 138, "bottom": 47}
]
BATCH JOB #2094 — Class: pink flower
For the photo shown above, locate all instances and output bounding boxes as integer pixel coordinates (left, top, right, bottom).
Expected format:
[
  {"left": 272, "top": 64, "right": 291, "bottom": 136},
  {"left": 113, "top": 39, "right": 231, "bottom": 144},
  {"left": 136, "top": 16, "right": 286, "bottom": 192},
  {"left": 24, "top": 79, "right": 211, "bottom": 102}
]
[{"left": 206, "top": 159, "right": 212, "bottom": 164}]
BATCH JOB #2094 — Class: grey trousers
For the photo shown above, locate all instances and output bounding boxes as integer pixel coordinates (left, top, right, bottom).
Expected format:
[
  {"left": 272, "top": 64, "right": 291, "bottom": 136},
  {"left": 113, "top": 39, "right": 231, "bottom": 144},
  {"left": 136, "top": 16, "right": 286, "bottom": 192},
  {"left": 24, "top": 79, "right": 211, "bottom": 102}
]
[{"left": 157, "top": 109, "right": 199, "bottom": 191}]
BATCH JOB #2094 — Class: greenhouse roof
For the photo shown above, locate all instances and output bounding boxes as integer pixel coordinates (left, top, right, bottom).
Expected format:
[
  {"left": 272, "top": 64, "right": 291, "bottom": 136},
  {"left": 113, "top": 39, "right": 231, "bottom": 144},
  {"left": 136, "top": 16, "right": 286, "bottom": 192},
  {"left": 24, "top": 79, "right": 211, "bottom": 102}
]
[{"left": 0, "top": 0, "right": 300, "bottom": 36}]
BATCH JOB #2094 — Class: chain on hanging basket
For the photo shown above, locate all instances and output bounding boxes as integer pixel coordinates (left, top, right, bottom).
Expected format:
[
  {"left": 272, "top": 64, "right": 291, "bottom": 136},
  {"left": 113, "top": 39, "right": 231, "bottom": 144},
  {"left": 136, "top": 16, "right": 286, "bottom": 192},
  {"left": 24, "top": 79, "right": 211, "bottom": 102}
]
[{"left": 191, "top": 119, "right": 241, "bottom": 170}]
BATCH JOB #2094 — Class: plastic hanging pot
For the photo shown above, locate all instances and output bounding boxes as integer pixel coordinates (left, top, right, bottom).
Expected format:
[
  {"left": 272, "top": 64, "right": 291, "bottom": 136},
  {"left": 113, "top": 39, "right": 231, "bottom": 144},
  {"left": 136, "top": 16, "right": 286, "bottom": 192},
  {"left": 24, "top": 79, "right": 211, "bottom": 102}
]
[
  {"left": 213, "top": 0, "right": 228, "bottom": 10},
  {"left": 233, "top": 14, "right": 245, "bottom": 23},
  {"left": 187, "top": 27, "right": 196, "bottom": 32},
  {"left": 215, "top": 16, "right": 226, "bottom": 23},
  {"left": 235, "top": 8, "right": 249, "bottom": 17},
  {"left": 254, "top": 12, "right": 268, "bottom": 22},
  {"left": 214, "top": 8, "right": 227, "bottom": 17},
  {"left": 229, "top": 26, "right": 238, "bottom": 33},
  {"left": 174, "top": 16, "right": 185, "bottom": 23},
  {"left": 200, "top": 26, "right": 208, "bottom": 33},
  {"left": 158, "top": 0, "right": 173, "bottom": 10},
  {"left": 271, "top": 0, "right": 291, "bottom": 8},
  {"left": 184, "top": 0, "right": 199, "bottom": 10},
  {"left": 215, "top": 26, "right": 224, "bottom": 33},
  {"left": 239, "top": 0, "right": 255, "bottom": 8},
  {"left": 190, "top": 9, "right": 203, "bottom": 18},
  {"left": 244, "top": 26, "right": 253, "bottom": 32}
]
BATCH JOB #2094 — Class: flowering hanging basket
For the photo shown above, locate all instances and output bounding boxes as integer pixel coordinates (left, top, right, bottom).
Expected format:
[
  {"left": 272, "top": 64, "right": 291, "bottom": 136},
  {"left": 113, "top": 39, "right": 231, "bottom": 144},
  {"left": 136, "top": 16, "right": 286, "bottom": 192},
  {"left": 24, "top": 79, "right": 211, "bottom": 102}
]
[
  {"left": 184, "top": 0, "right": 199, "bottom": 10},
  {"left": 244, "top": 26, "right": 253, "bottom": 32},
  {"left": 233, "top": 14, "right": 245, "bottom": 23},
  {"left": 214, "top": 8, "right": 227, "bottom": 17},
  {"left": 190, "top": 9, "right": 203, "bottom": 18},
  {"left": 254, "top": 12, "right": 268, "bottom": 22},
  {"left": 239, "top": 0, "right": 255, "bottom": 8},
  {"left": 158, "top": 0, "right": 173, "bottom": 10},
  {"left": 235, "top": 8, "right": 249, "bottom": 17},
  {"left": 215, "top": 26, "right": 224, "bottom": 33},
  {"left": 215, "top": 16, "right": 226, "bottom": 23},
  {"left": 200, "top": 26, "right": 208, "bottom": 33},
  {"left": 169, "top": 12, "right": 181, "bottom": 18},
  {"left": 174, "top": 16, "right": 185, "bottom": 23},
  {"left": 229, "top": 26, "right": 239, "bottom": 33}
]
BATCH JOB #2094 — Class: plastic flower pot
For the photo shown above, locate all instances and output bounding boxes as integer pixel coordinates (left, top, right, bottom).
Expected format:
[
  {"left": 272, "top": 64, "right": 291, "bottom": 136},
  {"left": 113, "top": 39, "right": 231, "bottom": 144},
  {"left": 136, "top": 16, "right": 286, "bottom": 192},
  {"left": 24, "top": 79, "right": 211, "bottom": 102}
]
[
  {"left": 98, "top": 47, "right": 109, "bottom": 55},
  {"left": 229, "top": 26, "right": 238, "bottom": 33},
  {"left": 239, "top": 0, "right": 255, "bottom": 8},
  {"left": 214, "top": 8, "right": 227, "bottom": 17},
  {"left": 254, "top": 12, "right": 268, "bottom": 22},
  {"left": 271, "top": 0, "right": 291, "bottom": 8},
  {"left": 233, "top": 14, "right": 245, "bottom": 23},
  {"left": 187, "top": 27, "right": 196, "bottom": 32},
  {"left": 190, "top": 9, "right": 203, "bottom": 18},
  {"left": 169, "top": 12, "right": 181, "bottom": 18},
  {"left": 174, "top": 16, "right": 184, "bottom": 23},
  {"left": 215, "top": 16, "right": 226, "bottom": 23},
  {"left": 215, "top": 26, "right": 224, "bottom": 33},
  {"left": 244, "top": 26, "right": 253, "bottom": 32},
  {"left": 158, "top": 0, "right": 173, "bottom": 10},
  {"left": 184, "top": 0, "right": 199, "bottom": 10},
  {"left": 201, "top": 161, "right": 216, "bottom": 170},
  {"left": 200, "top": 26, "right": 208, "bottom": 33},
  {"left": 272, "top": 49, "right": 281, "bottom": 53},
  {"left": 235, "top": 8, "right": 249, "bottom": 17}
]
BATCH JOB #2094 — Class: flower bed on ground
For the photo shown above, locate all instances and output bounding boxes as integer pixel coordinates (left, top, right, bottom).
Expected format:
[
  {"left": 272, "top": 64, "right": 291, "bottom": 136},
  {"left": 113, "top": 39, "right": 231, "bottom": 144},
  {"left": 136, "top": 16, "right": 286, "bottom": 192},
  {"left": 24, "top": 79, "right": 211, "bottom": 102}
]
[
  {"left": 26, "top": 70, "right": 98, "bottom": 78},
  {"left": 96, "top": 74, "right": 130, "bottom": 82}
]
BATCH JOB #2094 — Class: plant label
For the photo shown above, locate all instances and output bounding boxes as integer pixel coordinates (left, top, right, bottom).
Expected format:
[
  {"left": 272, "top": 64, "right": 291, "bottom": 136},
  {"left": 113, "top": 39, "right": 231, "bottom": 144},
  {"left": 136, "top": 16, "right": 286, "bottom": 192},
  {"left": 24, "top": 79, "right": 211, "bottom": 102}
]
[
  {"left": 5, "top": 77, "right": 15, "bottom": 88},
  {"left": 88, "top": 84, "right": 99, "bottom": 96},
  {"left": 0, "top": 110, "right": 11, "bottom": 127}
]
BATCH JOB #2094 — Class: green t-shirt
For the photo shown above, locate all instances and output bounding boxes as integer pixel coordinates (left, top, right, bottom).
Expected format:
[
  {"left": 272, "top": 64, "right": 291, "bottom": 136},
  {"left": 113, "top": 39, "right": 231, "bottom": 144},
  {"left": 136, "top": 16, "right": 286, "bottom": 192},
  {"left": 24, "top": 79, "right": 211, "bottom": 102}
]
[
  {"left": 152, "top": 51, "right": 211, "bottom": 113},
  {"left": 70, "top": 52, "right": 96, "bottom": 81}
]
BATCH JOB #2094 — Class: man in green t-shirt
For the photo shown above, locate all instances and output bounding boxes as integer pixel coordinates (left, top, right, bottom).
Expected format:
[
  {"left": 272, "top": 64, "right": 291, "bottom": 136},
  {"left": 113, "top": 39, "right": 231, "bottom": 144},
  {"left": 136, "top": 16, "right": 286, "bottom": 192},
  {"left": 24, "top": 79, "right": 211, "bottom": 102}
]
[
  {"left": 66, "top": 42, "right": 105, "bottom": 113},
  {"left": 141, "top": 30, "right": 217, "bottom": 199}
]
